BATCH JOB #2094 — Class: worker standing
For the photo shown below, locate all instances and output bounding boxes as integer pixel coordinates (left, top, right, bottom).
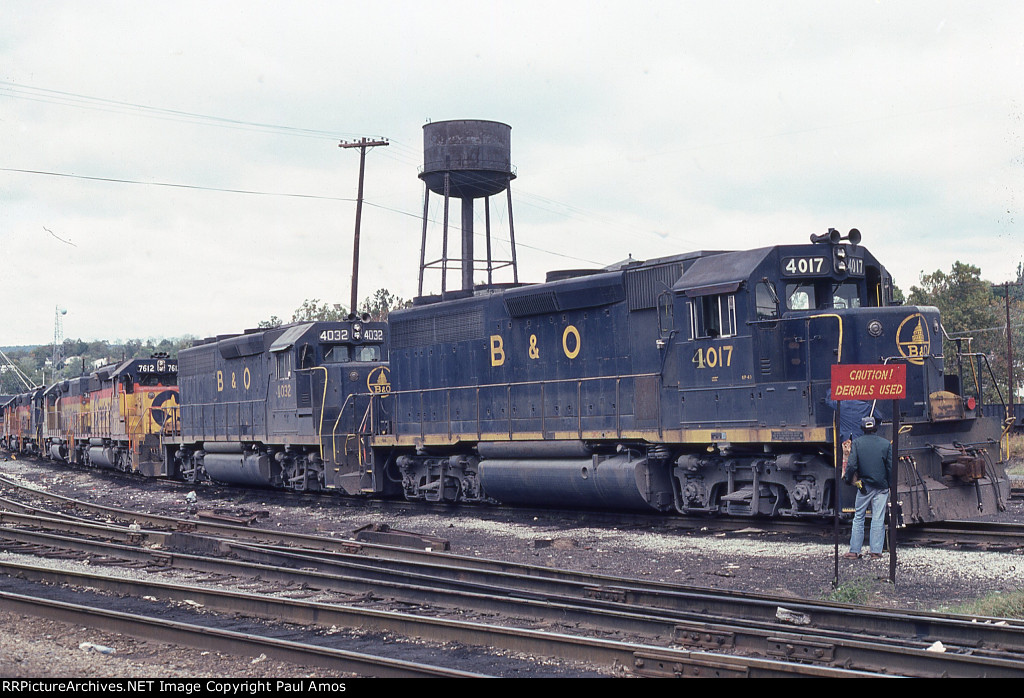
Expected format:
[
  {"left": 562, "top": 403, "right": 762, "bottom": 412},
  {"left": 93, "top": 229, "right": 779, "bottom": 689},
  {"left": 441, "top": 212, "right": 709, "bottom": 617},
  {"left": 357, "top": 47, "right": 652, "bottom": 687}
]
[{"left": 842, "top": 416, "right": 892, "bottom": 559}]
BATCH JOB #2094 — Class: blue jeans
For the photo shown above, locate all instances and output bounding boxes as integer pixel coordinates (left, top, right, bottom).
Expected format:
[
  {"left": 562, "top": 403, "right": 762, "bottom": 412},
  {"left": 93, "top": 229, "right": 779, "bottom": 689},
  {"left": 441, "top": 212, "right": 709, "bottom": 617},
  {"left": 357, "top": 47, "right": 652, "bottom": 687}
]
[{"left": 849, "top": 486, "right": 889, "bottom": 555}]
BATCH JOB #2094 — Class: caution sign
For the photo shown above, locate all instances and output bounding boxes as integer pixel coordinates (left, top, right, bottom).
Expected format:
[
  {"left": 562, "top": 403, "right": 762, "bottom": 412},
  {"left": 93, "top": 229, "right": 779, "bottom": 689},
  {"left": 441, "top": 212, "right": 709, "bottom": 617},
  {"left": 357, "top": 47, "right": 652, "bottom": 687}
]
[{"left": 830, "top": 363, "right": 906, "bottom": 401}]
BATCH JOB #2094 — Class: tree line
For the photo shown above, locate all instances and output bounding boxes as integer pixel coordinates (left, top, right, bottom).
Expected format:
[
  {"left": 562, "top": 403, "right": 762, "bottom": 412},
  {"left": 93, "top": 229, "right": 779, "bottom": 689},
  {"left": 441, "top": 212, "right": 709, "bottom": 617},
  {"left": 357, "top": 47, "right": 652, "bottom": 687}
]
[
  {"left": 0, "top": 288, "right": 410, "bottom": 394},
  {"left": 906, "top": 261, "right": 1024, "bottom": 405}
]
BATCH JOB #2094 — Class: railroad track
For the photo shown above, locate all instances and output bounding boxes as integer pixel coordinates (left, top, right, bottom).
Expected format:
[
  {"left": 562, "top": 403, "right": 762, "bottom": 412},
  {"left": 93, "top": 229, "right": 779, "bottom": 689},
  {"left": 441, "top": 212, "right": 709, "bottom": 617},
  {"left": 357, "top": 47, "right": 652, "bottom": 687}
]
[
  {"left": 4, "top": 465, "right": 1024, "bottom": 675},
  {"left": 3, "top": 470, "right": 1024, "bottom": 552},
  {"left": 0, "top": 558, "right": 880, "bottom": 678},
  {"left": 0, "top": 586, "right": 484, "bottom": 678},
  {"left": 2, "top": 505, "right": 1024, "bottom": 676}
]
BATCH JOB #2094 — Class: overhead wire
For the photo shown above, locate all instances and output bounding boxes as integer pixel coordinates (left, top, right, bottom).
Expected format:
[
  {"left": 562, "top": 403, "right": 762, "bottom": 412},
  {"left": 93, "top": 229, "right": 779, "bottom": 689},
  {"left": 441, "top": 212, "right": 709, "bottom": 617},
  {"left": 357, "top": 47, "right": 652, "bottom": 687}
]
[
  {"left": 0, "top": 80, "right": 373, "bottom": 141},
  {"left": 1, "top": 79, "right": 677, "bottom": 266},
  {"left": 1, "top": 166, "right": 606, "bottom": 266}
]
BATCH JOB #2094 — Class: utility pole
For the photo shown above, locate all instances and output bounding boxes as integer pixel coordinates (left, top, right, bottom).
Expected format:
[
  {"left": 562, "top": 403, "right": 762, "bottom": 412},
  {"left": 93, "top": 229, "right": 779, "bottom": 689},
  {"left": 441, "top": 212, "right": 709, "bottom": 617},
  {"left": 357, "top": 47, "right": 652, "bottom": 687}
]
[
  {"left": 339, "top": 137, "right": 389, "bottom": 316},
  {"left": 995, "top": 281, "right": 1022, "bottom": 418},
  {"left": 52, "top": 305, "right": 67, "bottom": 381}
]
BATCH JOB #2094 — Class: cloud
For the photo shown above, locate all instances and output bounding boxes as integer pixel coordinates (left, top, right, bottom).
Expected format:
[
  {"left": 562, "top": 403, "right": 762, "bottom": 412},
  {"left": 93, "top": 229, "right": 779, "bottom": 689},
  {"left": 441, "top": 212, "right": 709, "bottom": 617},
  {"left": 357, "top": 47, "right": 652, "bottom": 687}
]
[{"left": 1, "top": 0, "right": 1023, "bottom": 344}]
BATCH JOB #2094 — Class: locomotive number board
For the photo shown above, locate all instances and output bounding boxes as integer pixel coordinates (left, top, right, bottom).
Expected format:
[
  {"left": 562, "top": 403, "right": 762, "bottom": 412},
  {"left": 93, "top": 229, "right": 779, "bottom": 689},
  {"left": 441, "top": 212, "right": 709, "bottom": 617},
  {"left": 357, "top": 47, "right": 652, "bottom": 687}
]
[
  {"left": 781, "top": 256, "right": 828, "bottom": 276},
  {"left": 781, "top": 255, "right": 865, "bottom": 277}
]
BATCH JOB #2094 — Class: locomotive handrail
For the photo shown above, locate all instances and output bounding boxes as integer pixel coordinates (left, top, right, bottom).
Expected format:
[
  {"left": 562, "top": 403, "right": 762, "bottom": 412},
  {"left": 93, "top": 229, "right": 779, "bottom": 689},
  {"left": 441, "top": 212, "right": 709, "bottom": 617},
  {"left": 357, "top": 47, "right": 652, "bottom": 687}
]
[
  {"left": 182, "top": 398, "right": 263, "bottom": 441},
  {"left": 805, "top": 313, "right": 843, "bottom": 363},
  {"left": 326, "top": 392, "right": 360, "bottom": 464},
  {"left": 311, "top": 366, "right": 329, "bottom": 462},
  {"left": 378, "top": 371, "right": 662, "bottom": 442},
  {"left": 378, "top": 371, "right": 662, "bottom": 396},
  {"left": 160, "top": 405, "right": 181, "bottom": 435}
]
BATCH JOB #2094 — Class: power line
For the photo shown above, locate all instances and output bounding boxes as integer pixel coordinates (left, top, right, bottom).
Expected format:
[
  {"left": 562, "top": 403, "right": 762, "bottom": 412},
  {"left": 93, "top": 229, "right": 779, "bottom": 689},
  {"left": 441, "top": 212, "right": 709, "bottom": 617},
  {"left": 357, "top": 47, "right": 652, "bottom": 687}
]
[
  {"left": 0, "top": 167, "right": 355, "bottom": 201},
  {"left": 0, "top": 80, "right": 376, "bottom": 141},
  {"left": 2, "top": 166, "right": 605, "bottom": 266},
  {"left": 1, "top": 81, "right": 698, "bottom": 248},
  {"left": 3, "top": 80, "right": 680, "bottom": 253}
]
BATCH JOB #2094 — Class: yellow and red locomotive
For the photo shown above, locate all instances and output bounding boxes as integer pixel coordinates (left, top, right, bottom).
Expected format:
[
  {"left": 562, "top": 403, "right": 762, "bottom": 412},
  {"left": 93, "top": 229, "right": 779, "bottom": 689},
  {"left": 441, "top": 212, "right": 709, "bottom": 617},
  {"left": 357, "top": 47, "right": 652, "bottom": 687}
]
[{"left": 31, "top": 354, "right": 179, "bottom": 474}]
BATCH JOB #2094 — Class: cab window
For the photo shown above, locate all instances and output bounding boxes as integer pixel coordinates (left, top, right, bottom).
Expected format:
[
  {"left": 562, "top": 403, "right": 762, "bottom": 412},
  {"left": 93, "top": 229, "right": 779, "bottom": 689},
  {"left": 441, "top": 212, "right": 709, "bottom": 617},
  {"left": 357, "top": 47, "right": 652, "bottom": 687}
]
[
  {"left": 689, "top": 294, "right": 737, "bottom": 338},
  {"left": 276, "top": 351, "right": 292, "bottom": 379},
  {"left": 831, "top": 283, "right": 861, "bottom": 309},
  {"left": 323, "top": 346, "right": 351, "bottom": 364},
  {"left": 786, "top": 283, "right": 815, "bottom": 311},
  {"left": 755, "top": 282, "right": 779, "bottom": 320},
  {"left": 355, "top": 345, "right": 382, "bottom": 362}
]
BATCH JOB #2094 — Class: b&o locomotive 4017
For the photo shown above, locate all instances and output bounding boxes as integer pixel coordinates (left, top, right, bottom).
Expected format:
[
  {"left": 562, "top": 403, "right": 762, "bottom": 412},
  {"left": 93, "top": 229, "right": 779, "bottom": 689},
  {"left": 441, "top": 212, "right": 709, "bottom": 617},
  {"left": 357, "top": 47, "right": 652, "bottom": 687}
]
[
  {"left": 1, "top": 115, "right": 1010, "bottom": 524},
  {"left": 364, "top": 228, "right": 1009, "bottom": 524}
]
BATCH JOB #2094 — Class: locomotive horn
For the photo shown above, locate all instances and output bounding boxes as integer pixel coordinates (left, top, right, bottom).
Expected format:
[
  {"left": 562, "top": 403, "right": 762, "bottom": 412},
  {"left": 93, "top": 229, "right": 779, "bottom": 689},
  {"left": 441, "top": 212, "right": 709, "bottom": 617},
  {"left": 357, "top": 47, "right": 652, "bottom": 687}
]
[
  {"left": 844, "top": 228, "right": 862, "bottom": 245},
  {"left": 810, "top": 228, "right": 842, "bottom": 244}
]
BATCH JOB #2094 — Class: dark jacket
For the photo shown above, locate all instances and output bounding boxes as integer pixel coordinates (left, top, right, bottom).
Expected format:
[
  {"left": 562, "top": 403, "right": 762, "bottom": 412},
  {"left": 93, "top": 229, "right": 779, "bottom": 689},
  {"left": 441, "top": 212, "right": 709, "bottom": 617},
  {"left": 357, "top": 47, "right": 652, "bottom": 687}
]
[
  {"left": 826, "top": 395, "right": 872, "bottom": 443},
  {"left": 843, "top": 433, "right": 892, "bottom": 490}
]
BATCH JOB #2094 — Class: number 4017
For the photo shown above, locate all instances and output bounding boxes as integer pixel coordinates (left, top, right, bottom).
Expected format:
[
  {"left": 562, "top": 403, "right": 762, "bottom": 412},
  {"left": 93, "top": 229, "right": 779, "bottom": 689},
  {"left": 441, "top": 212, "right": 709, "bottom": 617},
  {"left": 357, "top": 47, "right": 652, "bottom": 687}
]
[{"left": 693, "top": 345, "right": 733, "bottom": 369}]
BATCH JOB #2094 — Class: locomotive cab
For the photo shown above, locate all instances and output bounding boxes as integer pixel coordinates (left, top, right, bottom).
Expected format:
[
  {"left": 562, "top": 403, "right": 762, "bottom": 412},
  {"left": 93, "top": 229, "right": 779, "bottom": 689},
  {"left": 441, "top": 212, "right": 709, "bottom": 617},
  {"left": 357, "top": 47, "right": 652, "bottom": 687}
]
[
  {"left": 5, "top": 387, "right": 45, "bottom": 456},
  {"left": 669, "top": 230, "right": 1005, "bottom": 521}
]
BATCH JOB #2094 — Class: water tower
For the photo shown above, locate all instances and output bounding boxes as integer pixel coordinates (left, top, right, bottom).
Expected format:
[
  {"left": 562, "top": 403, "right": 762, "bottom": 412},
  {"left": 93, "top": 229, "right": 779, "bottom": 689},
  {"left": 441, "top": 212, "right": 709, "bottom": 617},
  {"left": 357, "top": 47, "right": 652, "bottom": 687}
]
[{"left": 417, "top": 119, "right": 518, "bottom": 295}]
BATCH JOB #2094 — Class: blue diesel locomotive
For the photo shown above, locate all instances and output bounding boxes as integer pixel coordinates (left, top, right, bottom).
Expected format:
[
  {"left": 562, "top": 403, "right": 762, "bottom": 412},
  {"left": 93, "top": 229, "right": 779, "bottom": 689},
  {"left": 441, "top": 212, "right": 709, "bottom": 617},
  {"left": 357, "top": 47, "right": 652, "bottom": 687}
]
[
  {"left": 365, "top": 229, "right": 1009, "bottom": 523},
  {"left": 161, "top": 318, "right": 389, "bottom": 492}
]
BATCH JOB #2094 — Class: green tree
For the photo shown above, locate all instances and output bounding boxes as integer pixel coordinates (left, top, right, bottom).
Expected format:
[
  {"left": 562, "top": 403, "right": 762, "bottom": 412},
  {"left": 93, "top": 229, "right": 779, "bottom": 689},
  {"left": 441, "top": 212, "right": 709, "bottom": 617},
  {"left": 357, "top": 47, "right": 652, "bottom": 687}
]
[
  {"left": 908, "top": 261, "right": 1018, "bottom": 404},
  {"left": 908, "top": 262, "right": 998, "bottom": 333},
  {"left": 258, "top": 289, "right": 411, "bottom": 328},
  {"left": 358, "top": 288, "right": 410, "bottom": 321},
  {"left": 258, "top": 315, "right": 283, "bottom": 329},
  {"left": 291, "top": 299, "right": 348, "bottom": 323}
]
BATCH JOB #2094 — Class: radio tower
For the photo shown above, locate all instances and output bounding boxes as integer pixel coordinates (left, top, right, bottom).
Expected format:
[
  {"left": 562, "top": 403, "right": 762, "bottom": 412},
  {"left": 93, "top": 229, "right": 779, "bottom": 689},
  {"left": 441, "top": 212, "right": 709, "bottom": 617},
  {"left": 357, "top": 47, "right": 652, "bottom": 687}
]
[{"left": 51, "top": 305, "right": 67, "bottom": 380}]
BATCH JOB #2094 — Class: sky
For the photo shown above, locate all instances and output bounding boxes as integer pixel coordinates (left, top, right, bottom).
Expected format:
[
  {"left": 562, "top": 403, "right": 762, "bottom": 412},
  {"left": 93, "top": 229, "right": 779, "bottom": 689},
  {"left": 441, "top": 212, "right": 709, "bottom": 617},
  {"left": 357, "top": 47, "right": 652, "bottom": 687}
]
[{"left": 2, "top": 0, "right": 1023, "bottom": 347}]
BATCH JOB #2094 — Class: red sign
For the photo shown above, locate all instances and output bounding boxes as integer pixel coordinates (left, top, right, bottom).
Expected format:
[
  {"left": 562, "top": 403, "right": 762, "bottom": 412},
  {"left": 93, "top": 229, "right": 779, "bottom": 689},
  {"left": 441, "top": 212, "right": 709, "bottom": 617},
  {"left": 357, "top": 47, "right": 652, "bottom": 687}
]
[{"left": 830, "top": 364, "right": 906, "bottom": 400}]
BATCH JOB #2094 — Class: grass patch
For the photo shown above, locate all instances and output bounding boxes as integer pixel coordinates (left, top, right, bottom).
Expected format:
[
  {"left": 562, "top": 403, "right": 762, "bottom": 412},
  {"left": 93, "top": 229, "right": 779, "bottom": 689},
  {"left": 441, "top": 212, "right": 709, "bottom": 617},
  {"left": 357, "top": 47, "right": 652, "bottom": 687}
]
[
  {"left": 942, "top": 590, "right": 1024, "bottom": 620},
  {"left": 824, "top": 577, "right": 878, "bottom": 605},
  {"left": 1004, "top": 434, "right": 1024, "bottom": 473}
]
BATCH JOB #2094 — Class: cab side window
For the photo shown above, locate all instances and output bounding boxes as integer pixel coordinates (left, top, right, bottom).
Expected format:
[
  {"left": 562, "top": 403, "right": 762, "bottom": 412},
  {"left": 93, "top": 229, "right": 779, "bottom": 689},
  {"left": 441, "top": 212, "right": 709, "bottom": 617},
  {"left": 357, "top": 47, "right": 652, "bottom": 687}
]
[
  {"left": 276, "top": 351, "right": 292, "bottom": 379},
  {"left": 755, "top": 282, "right": 779, "bottom": 320},
  {"left": 689, "top": 294, "right": 737, "bottom": 338}
]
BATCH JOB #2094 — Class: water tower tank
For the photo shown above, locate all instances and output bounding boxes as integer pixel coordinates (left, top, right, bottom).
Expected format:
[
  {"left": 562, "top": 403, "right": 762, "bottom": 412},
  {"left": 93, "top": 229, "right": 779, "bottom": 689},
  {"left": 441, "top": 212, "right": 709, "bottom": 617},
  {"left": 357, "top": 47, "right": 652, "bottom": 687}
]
[
  {"left": 416, "top": 120, "right": 519, "bottom": 295},
  {"left": 420, "top": 120, "right": 515, "bottom": 198}
]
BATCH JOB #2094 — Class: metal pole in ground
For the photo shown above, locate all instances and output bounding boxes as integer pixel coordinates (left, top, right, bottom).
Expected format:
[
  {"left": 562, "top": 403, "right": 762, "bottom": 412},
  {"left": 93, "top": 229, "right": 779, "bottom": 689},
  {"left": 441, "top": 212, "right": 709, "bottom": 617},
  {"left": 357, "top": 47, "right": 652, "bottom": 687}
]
[
  {"left": 889, "top": 399, "right": 900, "bottom": 585},
  {"left": 833, "top": 408, "right": 840, "bottom": 588}
]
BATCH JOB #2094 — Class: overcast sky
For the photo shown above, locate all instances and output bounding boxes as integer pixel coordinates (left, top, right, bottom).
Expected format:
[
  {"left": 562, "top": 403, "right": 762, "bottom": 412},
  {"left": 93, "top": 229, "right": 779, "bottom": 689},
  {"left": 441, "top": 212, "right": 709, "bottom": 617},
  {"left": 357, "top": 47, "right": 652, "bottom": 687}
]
[{"left": 2, "top": 1, "right": 1023, "bottom": 347}]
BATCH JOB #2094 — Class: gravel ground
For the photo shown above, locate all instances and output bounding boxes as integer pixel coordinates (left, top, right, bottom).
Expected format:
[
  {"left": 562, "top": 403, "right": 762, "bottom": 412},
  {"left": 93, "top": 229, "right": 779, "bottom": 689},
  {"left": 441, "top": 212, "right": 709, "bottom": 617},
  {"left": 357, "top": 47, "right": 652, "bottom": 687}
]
[
  {"left": 0, "top": 609, "right": 356, "bottom": 679},
  {"left": 1, "top": 452, "right": 1022, "bottom": 677}
]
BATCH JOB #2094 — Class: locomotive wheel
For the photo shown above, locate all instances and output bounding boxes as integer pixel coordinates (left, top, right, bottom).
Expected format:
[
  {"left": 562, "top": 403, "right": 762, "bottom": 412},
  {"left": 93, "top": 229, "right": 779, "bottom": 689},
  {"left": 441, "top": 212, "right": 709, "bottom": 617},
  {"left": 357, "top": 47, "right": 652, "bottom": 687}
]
[{"left": 305, "top": 471, "right": 322, "bottom": 492}]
